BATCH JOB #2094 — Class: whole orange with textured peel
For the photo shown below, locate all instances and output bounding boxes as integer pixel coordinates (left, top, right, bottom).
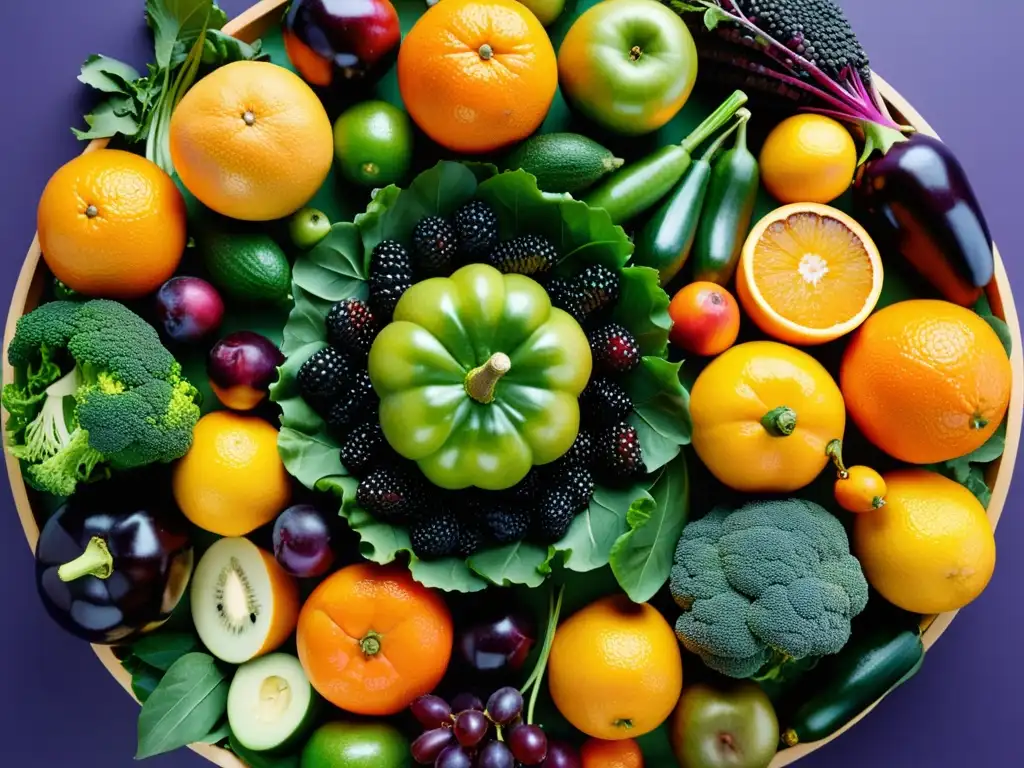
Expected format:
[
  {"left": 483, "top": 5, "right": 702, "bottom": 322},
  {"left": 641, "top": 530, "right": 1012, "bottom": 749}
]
[
  {"left": 581, "top": 737, "right": 644, "bottom": 768},
  {"left": 169, "top": 61, "right": 333, "bottom": 221},
  {"left": 548, "top": 595, "right": 682, "bottom": 741},
  {"left": 397, "top": 0, "right": 558, "bottom": 154},
  {"left": 296, "top": 562, "right": 453, "bottom": 716},
  {"left": 37, "top": 149, "right": 186, "bottom": 299},
  {"left": 736, "top": 202, "right": 883, "bottom": 345},
  {"left": 840, "top": 299, "right": 1012, "bottom": 464}
]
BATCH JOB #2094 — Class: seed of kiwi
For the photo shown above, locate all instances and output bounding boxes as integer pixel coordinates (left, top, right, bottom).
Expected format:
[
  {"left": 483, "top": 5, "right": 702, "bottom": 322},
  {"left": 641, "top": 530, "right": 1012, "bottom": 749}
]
[{"left": 214, "top": 557, "right": 262, "bottom": 635}]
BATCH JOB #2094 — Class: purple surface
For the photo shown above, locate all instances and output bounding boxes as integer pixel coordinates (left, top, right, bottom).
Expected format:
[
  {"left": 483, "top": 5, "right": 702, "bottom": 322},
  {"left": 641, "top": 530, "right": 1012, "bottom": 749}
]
[{"left": 0, "top": 0, "right": 1021, "bottom": 766}]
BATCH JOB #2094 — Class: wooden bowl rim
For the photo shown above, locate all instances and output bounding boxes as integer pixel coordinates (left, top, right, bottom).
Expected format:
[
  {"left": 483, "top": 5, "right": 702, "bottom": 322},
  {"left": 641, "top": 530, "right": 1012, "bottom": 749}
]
[{"left": 2, "top": 1, "right": 1021, "bottom": 765}]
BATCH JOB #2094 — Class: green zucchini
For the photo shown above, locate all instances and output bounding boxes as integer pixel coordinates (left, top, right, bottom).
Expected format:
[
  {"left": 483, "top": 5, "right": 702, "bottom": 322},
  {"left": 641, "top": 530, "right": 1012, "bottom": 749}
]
[
  {"left": 506, "top": 133, "right": 624, "bottom": 195},
  {"left": 692, "top": 117, "right": 761, "bottom": 286},
  {"left": 781, "top": 622, "right": 925, "bottom": 748}
]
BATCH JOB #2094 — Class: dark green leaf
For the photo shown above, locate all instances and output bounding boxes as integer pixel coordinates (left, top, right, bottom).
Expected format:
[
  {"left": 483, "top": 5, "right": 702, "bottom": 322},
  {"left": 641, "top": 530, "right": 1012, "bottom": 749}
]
[
  {"left": 136, "top": 652, "right": 229, "bottom": 759},
  {"left": 172, "top": 29, "right": 264, "bottom": 68},
  {"left": 78, "top": 54, "right": 141, "bottom": 94},
  {"left": 940, "top": 421, "right": 1007, "bottom": 485},
  {"left": 980, "top": 314, "right": 1012, "bottom": 357},
  {"left": 613, "top": 266, "right": 671, "bottom": 358},
  {"left": 965, "top": 465, "right": 993, "bottom": 509},
  {"left": 122, "top": 655, "right": 164, "bottom": 703},
  {"left": 229, "top": 733, "right": 301, "bottom": 768},
  {"left": 281, "top": 286, "right": 334, "bottom": 356},
  {"left": 271, "top": 342, "right": 328, "bottom": 432},
  {"left": 609, "top": 453, "right": 690, "bottom": 603},
  {"left": 199, "top": 719, "right": 231, "bottom": 745},
  {"left": 130, "top": 632, "right": 199, "bottom": 671},
  {"left": 293, "top": 223, "right": 368, "bottom": 301},
  {"left": 279, "top": 428, "right": 345, "bottom": 490},
  {"left": 412, "top": 557, "right": 489, "bottom": 592},
  {"left": 973, "top": 293, "right": 993, "bottom": 315},
  {"left": 554, "top": 482, "right": 650, "bottom": 573},
  {"left": 315, "top": 474, "right": 359, "bottom": 504},
  {"left": 146, "top": 0, "right": 228, "bottom": 68},
  {"left": 72, "top": 96, "right": 143, "bottom": 140},
  {"left": 469, "top": 542, "right": 550, "bottom": 588},
  {"left": 625, "top": 357, "right": 692, "bottom": 472}
]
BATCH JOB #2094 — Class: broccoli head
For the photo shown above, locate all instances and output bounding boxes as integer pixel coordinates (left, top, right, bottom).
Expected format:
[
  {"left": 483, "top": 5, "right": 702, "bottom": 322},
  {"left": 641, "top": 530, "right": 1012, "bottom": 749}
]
[
  {"left": 670, "top": 499, "right": 869, "bottom": 679},
  {"left": 1, "top": 299, "right": 201, "bottom": 497}
]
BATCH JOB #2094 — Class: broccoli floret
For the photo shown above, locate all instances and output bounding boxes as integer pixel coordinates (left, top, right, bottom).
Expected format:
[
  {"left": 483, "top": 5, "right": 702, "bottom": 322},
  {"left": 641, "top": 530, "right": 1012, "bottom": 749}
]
[
  {"left": 670, "top": 500, "right": 869, "bottom": 679},
  {"left": 2, "top": 299, "right": 201, "bottom": 497}
]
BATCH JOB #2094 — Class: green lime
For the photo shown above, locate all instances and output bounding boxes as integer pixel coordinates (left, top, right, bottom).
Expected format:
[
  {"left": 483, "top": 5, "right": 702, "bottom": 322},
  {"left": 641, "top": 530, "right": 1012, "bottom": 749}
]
[
  {"left": 300, "top": 721, "right": 410, "bottom": 768},
  {"left": 289, "top": 207, "right": 332, "bottom": 250},
  {"left": 333, "top": 101, "right": 413, "bottom": 188}
]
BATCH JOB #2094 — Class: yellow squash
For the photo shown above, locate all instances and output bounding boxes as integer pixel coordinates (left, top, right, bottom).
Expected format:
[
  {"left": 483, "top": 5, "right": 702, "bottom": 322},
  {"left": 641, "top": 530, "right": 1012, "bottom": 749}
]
[{"left": 690, "top": 341, "right": 846, "bottom": 493}]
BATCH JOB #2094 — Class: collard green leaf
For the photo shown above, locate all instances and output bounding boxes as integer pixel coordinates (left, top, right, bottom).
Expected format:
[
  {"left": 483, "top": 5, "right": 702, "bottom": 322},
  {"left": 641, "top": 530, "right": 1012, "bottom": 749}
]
[
  {"left": 282, "top": 286, "right": 333, "bottom": 356},
  {"left": 293, "top": 223, "right": 369, "bottom": 302},
  {"left": 78, "top": 54, "right": 141, "bottom": 94},
  {"left": 129, "top": 632, "right": 199, "bottom": 671},
  {"left": 625, "top": 357, "right": 692, "bottom": 472},
  {"left": 412, "top": 557, "right": 488, "bottom": 592},
  {"left": 136, "top": 652, "right": 229, "bottom": 759},
  {"left": 613, "top": 266, "right": 671, "bottom": 358},
  {"left": 146, "top": 0, "right": 228, "bottom": 69},
  {"left": 965, "top": 465, "right": 993, "bottom": 509},
  {"left": 315, "top": 475, "right": 359, "bottom": 507},
  {"left": 980, "top": 314, "right": 1013, "bottom": 357},
  {"left": 279, "top": 428, "right": 345, "bottom": 490},
  {"left": 469, "top": 542, "right": 550, "bottom": 588},
  {"left": 555, "top": 482, "right": 650, "bottom": 573},
  {"left": 271, "top": 342, "right": 327, "bottom": 434},
  {"left": 609, "top": 453, "right": 690, "bottom": 603},
  {"left": 939, "top": 420, "right": 1006, "bottom": 485}
]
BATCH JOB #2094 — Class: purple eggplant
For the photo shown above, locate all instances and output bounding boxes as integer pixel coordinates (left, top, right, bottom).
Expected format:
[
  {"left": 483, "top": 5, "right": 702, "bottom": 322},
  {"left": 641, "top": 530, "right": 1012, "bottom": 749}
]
[
  {"left": 853, "top": 133, "right": 995, "bottom": 307},
  {"left": 35, "top": 472, "right": 194, "bottom": 645}
]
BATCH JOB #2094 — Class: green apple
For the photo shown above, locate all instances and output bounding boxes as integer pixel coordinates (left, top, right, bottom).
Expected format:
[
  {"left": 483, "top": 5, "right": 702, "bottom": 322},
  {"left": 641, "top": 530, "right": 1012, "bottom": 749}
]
[
  {"left": 557, "top": 0, "right": 699, "bottom": 136},
  {"left": 289, "top": 207, "right": 332, "bottom": 250},
  {"left": 519, "top": 0, "right": 566, "bottom": 26},
  {"left": 669, "top": 682, "right": 780, "bottom": 768},
  {"left": 333, "top": 101, "right": 413, "bottom": 188},
  {"left": 300, "top": 721, "right": 410, "bottom": 768}
]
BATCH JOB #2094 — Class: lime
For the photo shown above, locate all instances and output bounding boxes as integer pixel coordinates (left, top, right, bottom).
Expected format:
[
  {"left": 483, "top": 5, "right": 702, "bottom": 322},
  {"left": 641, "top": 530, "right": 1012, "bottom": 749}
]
[
  {"left": 333, "top": 101, "right": 413, "bottom": 188},
  {"left": 289, "top": 207, "right": 332, "bottom": 249},
  {"left": 300, "top": 721, "right": 410, "bottom": 768}
]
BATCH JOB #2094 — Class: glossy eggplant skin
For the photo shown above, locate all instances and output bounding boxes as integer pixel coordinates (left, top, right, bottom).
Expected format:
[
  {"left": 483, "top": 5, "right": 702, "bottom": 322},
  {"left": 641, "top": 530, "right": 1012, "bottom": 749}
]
[
  {"left": 853, "top": 133, "right": 995, "bottom": 307},
  {"left": 35, "top": 475, "right": 194, "bottom": 645}
]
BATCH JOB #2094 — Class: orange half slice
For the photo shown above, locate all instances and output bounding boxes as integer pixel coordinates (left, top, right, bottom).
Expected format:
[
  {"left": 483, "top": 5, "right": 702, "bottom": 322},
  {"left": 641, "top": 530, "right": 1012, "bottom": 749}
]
[{"left": 736, "top": 202, "right": 884, "bottom": 345}]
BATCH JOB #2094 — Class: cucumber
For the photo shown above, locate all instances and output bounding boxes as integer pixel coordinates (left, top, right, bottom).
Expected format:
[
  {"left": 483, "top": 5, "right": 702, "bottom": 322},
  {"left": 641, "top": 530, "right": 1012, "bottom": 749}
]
[
  {"left": 506, "top": 133, "right": 623, "bottom": 195},
  {"left": 198, "top": 225, "right": 291, "bottom": 304},
  {"left": 227, "top": 653, "right": 319, "bottom": 754},
  {"left": 781, "top": 622, "right": 925, "bottom": 747}
]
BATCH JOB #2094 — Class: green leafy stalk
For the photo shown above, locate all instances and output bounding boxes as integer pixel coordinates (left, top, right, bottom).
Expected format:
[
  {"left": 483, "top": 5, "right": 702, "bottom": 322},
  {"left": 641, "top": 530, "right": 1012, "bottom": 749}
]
[{"left": 519, "top": 584, "right": 565, "bottom": 725}]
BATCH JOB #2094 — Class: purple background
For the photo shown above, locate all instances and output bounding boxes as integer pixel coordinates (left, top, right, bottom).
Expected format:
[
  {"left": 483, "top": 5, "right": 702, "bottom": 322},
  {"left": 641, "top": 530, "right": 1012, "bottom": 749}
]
[{"left": 1, "top": 0, "right": 1021, "bottom": 765}]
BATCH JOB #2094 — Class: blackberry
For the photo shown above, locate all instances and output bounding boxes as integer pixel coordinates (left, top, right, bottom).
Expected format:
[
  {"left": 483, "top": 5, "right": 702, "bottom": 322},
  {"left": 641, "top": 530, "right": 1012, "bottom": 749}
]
[
  {"left": 325, "top": 369, "right": 379, "bottom": 433},
  {"left": 297, "top": 347, "right": 352, "bottom": 404},
  {"left": 410, "top": 510, "right": 460, "bottom": 560},
  {"left": 369, "top": 239, "right": 414, "bottom": 317},
  {"left": 580, "top": 377, "right": 633, "bottom": 426},
  {"left": 546, "top": 276, "right": 586, "bottom": 323},
  {"left": 594, "top": 422, "right": 645, "bottom": 480},
  {"left": 340, "top": 422, "right": 391, "bottom": 475},
  {"left": 558, "top": 430, "right": 593, "bottom": 471},
  {"left": 574, "top": 265, "right": 620, "bottom": 316},
  {"left": 589, "top": 324, "right": 641, "bottom": 375},
  {"left": 488, "top": 234, "right": 557, "bottom": 278},
  {"left": 558, "top": 466, "right": 595, "bottom": 509},
  {"left": 453, "top": 200, "right": 499, "bottom": 261},
  {"left": 325, "top": 299, "right": 380, "bottom": 356},
  {"left": 357, "top": 465, "right": 426, "bottom": 524},
  {"left": 533, "top": 488, "right": 578, "bottom": 543},
  {"left": 510, "top": 468, "right": 544, "bottom": 505},
  {"left": 483, "top": 504, "right": 532, "bottom": 544},
  {"left": 456, "top": 517, "right": 485, "bottom": 559},
  {"left": 412, "top": 215, "right": 458, "bottom": 276}
]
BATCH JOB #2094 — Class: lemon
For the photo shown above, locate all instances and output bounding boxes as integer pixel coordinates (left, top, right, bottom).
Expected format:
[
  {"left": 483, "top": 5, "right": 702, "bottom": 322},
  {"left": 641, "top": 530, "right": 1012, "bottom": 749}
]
[{"left": 759, "top": 114, "right": 857, "bottom": 204}]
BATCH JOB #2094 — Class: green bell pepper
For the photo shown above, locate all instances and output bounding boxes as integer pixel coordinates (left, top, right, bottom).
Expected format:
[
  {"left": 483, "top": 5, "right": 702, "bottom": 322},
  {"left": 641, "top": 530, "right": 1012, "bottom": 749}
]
[{"left": 367, "top": 264, "right": 593, "bottom": 491}]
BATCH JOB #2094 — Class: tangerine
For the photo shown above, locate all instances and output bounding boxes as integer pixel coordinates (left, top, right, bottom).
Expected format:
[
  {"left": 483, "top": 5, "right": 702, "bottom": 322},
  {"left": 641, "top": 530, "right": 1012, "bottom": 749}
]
[{"left": 581, "top": 738, "right": 644, "bottom": 768}]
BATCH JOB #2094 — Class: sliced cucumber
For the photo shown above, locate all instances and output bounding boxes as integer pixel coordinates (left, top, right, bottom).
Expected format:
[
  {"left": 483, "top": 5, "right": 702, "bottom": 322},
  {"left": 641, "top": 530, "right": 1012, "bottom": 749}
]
[{"left": 227, "top": 653, "right": 318, "bottom": 753}]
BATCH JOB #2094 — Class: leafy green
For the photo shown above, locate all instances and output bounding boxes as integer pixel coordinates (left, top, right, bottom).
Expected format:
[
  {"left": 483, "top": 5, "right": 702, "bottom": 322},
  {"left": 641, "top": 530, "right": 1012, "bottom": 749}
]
[
  {"left": 199, "top": 719, "right": 231, "bottom": 745},
  {"left": 135, "top": 652, "right": 229, "bottom": 759},
  {"left": 121, "top": 654, "right": 164, "bottom": 704},
  {"left": 625, "top": 357, "right": 692, "bottom": 473},
  {"left": 981, "top": 314, "right": 1013, "bottom": 357},
  {"left": 469, "top": 542, "right": 550, "bottom": 588},
  {"left": 609, "top": 453, "right": 690, "bottom": 603},
  {"left": 270, "top": 343, "right": 327, "bottom": 433},
  {"left": 293, "top": 224, "right": 369, "bottom": 302},
  {"left": 278, "top": 428, "right": 345, "bottom": 489},
  {"left": 556, "top": 482, "right": 651, "bottom": 573},
  {"left": 613, "top": 267, "right": 672, "bottom": 358},
  {"left": 129, "top": 632, "right": 200, "bottom": 671},
  {"left": 931, "top": 420, "right": 1006, "bottom": 508}
]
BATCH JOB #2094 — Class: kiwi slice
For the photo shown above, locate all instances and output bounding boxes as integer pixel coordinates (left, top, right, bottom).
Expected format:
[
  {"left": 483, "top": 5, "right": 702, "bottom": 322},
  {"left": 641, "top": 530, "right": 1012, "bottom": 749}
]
[
  {"left": 191, "top": 537, "right": 299, "bottom": 664},
  {"left": 227, "top": 653, "right": 318, "bottom": 753}
]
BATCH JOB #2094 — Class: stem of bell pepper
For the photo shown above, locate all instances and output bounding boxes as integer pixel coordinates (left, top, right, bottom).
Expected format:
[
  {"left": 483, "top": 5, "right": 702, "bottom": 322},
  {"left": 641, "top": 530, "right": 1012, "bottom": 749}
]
[
  {"left": 359, "top": 631, "right": 383, "bottom": 657},
  {"left": 761, "top": 406, "right": 797, "bottom": 437},
  {"left": 465, "top": 353, "right": 512, "bottom": 404},
  {"left": 826, "top": 438, "right": 849, "bottom": 479},
  {"left": 57, "top": 536, "right": 114, "bottom": 582}
]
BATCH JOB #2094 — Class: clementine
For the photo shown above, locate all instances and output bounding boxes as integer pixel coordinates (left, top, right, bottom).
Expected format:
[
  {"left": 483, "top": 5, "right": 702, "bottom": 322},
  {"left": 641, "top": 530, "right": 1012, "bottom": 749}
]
[
  {"left": 397, "top": 0, "right": 558, "bottom": 154},
  {"left": 36, "top": 149, "right": 186, "bottom": 299},
  {"left": 296, "top": 562, "right": 453, "bottom": 716},
  {"left": 581, "top": 738, "right": 644, "bottom": 768},
  {"left": 169, "top": 61, "right": 333, "bottom": 222},
  {"left": 840, "top": 299, "right": 1012, "bottom": 464}
]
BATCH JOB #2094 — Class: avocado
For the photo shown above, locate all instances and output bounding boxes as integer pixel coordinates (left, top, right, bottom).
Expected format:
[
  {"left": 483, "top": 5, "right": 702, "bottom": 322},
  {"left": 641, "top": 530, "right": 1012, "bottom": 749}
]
[
  {"left": 197, "top": 222, "right": 291, "bottom": 305},
  {"left": 506, "top": 133, "right": 624, "bottom": 195}
]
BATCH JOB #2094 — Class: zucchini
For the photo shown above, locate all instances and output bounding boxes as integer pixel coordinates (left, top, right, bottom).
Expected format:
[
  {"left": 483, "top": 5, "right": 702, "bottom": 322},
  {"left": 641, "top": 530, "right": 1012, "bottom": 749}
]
[
  {"left": 506, "top": 133, "right": 623, "bottom": 195},
  {"left": 781, "top": 622, "right": 925, "bottom": 747}
]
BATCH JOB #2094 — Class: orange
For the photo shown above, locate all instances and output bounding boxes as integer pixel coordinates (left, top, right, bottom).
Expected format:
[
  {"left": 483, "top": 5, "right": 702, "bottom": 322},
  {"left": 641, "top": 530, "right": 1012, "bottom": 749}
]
[
  {"left": 548, "top": 595, "right": 683, "bottom": 740},
  {"left": 759, "top": 114, "right": 857, "bottom": 204},
  {"left": 581, "top": 738, "right": 644, "bottom": 768},
  {"left": 397, "top": 0, "right": 558, "bottom": 154},
  {"left": 736, "top": 202, "right": 884, "bottom": 345},
  {"left": 171, "top": 411, "right": 292, "bottom": 537},
  {"left": 840, "top": 299, "right": 1012, "bottom": 464},
  {"left": 296, "top": 562, "right": 453, "bottom": 716},
  {"left": 853, "top": 469, "right": 996, "bottom": 614},
  {"left": 169, "top": 61, "right": 334, "bottom": 222},
  {"left": 668, "top": 282, "right": 741, "bottom": 357},
  {"left": 36, "top": 149, "right": 186, "bottom": 299}
]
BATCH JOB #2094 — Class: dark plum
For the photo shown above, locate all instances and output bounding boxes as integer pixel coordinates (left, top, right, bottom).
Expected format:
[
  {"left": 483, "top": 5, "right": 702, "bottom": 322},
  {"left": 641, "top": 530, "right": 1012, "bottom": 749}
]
[
  {"left": 410, "top": 728, "right": 453, "bottom": 765},
  {"left": 457, "top": 610, "right": 537, "bottom": 676},
  {"left": 154, "top": 276, "right": 224, "bottom": 343},
  {"left": 508, "top": 724, "right": 548, "bottom": 765},
  {"left": 283, "top": 0, "right": 401, "bottom": 91},
  {"left": 540, "top": 740, "right": 582, "bottom": 768},
  {"left": 272, "top": 504, "right": 335, "bottom": 578},
  {"left": 410, "top": 694, "right": 452, "bottom": 729},
  {"left": 207, "top": 331, "right": 285, "bottom": 411}
]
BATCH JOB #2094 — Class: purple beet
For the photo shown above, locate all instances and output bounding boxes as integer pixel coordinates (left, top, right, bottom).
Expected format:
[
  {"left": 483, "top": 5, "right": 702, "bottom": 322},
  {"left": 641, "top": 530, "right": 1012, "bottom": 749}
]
[
  {"left": 208, "top": 331, "right": 285, "bottom": 411},
  {"left": 155, "top": 276, "right": 224, "bottom": 343}
]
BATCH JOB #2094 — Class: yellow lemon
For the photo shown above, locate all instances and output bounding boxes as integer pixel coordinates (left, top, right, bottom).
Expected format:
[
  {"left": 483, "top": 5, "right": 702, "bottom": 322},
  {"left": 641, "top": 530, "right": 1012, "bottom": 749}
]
[{"left": 759, "top": 114, "right": 857, "bottom": 204}]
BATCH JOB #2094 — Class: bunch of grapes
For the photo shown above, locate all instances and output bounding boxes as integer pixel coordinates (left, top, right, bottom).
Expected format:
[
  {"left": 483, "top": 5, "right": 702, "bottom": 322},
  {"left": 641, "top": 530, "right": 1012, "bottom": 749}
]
[{"left": 409, "top": 688, "right": 579, "bottom": 767}]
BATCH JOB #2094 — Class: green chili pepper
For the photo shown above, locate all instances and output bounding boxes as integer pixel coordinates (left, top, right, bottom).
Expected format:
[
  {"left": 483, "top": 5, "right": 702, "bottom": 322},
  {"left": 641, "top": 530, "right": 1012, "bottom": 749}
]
[
  {"left": 692, "top": 115, "right": 762, "bottom": 286},
  {"left": 632, "top": 109, "right": 751, "bottom": 286},
  {"left": 582, "top": 90, "right": 748, "bottom": 225}
]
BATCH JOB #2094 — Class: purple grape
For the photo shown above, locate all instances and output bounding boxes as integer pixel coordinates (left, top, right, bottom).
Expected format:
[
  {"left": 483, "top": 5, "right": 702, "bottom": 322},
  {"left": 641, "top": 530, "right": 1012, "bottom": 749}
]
[
  {"left": 539, "top": 740, "right": 581, "bottom": 768},
  {"left": 485, "top": 687, "right": 524, "bottom": 726},
  {"left": 410, "top": 695, "right": 453, "bottom": 729},
  {"left": 410, "top": 728, "right": 453, "bottom": 764},
  {"left": 272, "top": 505, "right": 335, "bottom": 578},
  {"left": 435, "top": 744, "right": 473, "bottom": 768},
  {"left": 155, "top": 276, "right": 224, "bottom": 343},
  {"left": 476, "top": 740, "right": 515, "bottom": 768},
  {"left": 453, "top": 709, "right": 489, "bottom": 748},
  {"left": 508, "top": 724, "right": 548, "bottom": 766},
  {"left": 457, "top": 611, "right": 537, "bottom": 674},
  {"left": 450, "top": 692, "right": 485, "bottom": 713}
]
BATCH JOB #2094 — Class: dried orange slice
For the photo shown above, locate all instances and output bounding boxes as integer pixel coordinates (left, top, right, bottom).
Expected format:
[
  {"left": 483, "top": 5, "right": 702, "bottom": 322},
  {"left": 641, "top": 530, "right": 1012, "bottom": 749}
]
[{"left": 735, "top": 202, "right": 884, "bottom": 345}]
